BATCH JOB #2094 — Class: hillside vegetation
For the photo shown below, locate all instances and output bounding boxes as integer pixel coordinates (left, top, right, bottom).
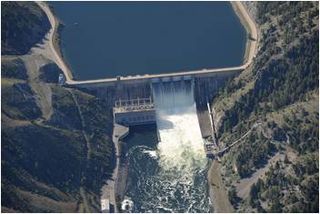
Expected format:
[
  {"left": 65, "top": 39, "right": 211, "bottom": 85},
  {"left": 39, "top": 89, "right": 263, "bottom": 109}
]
[
  {"left": 1, "top": 2, "right": 115, "bottom": 212},
  {"left": 1, "top": 2, "right": 50, "bottom": 55},
  {"left": 212, "top": 2, "right": 318, "bottom": 212},
  {"left": 2, "top": 63, "right": 115, "bottom": 212}
]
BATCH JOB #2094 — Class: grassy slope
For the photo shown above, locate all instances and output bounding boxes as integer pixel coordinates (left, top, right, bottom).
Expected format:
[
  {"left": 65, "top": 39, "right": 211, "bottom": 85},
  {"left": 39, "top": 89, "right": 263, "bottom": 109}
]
[
  {"left": 1, "top": 60, "right": 115, "bottom": 212},
  {"left": 1, "top": 3, "right": 115, "bottom": 210},
  {"left": 211, "top": 2, "right": 318, "bottom": 212}
]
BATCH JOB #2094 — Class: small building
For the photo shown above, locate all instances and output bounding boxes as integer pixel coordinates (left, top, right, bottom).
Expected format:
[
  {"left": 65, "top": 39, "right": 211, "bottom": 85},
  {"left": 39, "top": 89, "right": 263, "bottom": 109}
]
[
  {"left": 101, "top": 199, "right": 110, "bottom": 213},
  {"left": 113, "top": 97, "right": 156, "bottom": 126},
  {"left": 204, "top": 139, "right": 216, "bottom": 159},
  {"left": 58, "top": 73, "right": 66, "bottom": 85}
]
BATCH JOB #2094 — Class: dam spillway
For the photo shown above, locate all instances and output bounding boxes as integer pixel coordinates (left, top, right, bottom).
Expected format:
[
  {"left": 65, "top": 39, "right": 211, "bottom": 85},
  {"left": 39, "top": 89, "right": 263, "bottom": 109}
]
[
  {"left": 152, "top": 78, "right": 205, "bottom": 164},
  {"left": 122, "top": 79, "right": 210, "bottom": 212},
  {"left": 152, "top": 79, "right": 204, "bottom": 151}
]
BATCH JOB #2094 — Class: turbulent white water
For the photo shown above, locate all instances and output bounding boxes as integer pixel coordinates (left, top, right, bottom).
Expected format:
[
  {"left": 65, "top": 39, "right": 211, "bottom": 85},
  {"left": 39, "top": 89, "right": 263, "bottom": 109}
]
[
  {"left": 125, "top": 80, "right": 210, "bottom": 212},
  {"left": 153, "top": 80, "right": 206, "bottom": 170}
]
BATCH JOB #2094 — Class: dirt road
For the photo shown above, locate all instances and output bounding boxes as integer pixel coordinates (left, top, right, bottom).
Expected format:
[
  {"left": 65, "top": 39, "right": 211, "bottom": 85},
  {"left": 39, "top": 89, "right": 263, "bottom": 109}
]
[
  {"left": 231, "top": 1, "right": 259, "bottom": 67},
  {"left": 35, "top": 2, "right": 73, "bottom": 82},
  {"left": 208, "top": 160, "right": 234, "bottom": 213}
]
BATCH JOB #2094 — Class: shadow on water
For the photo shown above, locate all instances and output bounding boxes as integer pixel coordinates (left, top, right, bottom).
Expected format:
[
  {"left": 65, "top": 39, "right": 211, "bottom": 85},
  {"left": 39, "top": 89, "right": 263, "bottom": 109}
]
[{"left": 122, "top": 124, "right": 158, "bottom": 151}]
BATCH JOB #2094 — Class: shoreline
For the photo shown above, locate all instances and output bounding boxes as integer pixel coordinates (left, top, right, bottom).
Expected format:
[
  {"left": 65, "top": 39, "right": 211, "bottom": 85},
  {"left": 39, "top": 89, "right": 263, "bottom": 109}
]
[
  {"left": 38, "top": 2, "right": 258, "bottom": 85},
  {"left": 231, "top": 2, "right": 251, "bottom": 65},
  {"left": 50, "top": 9, "right": 74, "bottom": 80},
  {"left": 35, "top": 2, "right": 74, "bottom": 82},
  {"left": 207, "top": 2, "right": 259, "bottom": 212},
  {"left": 231, "top": 1, "right": 259, "bottom": 66}
]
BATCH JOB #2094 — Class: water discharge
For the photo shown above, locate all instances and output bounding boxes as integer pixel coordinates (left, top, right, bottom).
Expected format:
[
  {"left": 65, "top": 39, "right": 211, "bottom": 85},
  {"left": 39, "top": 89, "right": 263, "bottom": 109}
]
[
  {"left": 153, "top": 80, "right": 205, "bottom": 170},
  {"left": 125, "top": 80, "right": 210, "bottom": 212}
]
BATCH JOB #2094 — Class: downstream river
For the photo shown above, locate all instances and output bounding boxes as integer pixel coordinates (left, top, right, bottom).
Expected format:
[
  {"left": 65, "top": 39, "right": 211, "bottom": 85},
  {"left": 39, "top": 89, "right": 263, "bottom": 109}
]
[
  {"left": 122, "top": 79, "right": 212, "bottom": 212},
  {"left": 123, "top": 124, "right": 211, "bottom": 213},
  {"left": 50, "top": 2, "right": 246, "bottom": 80}
]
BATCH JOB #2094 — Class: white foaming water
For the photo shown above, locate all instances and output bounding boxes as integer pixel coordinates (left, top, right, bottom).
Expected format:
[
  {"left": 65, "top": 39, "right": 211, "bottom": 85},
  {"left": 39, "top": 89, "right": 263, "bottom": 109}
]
[
  {"left": 142, "top": 149, "right": 158, "bottom": 159},
  {"left": 125, "top": 80, "right": 210, "bottom": 213},
  {"left": 152, "top": 80, "right": 206, "bottom": 170},
  {"left": 156, "top": 106, "right": 205, "bottom": 169}
]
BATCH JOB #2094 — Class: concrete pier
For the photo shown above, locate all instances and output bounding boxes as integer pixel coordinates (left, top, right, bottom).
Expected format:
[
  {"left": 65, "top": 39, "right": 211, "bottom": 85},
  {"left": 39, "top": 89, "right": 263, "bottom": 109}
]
[{"left": 101, "top": 123, "right": 129, "bottom": 213}]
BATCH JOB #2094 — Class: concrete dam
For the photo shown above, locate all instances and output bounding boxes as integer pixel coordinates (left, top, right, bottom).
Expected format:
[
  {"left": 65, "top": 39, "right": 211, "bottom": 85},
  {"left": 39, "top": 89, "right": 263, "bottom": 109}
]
[
  {"left": 70, "top": 71, "right": 239, "bottom": 136},
  {"left": 68, "top": 70, "right": 241, "bottom": 122}
]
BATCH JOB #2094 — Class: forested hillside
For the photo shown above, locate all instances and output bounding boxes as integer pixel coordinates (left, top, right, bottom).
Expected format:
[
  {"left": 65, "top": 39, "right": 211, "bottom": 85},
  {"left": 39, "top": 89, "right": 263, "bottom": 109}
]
[
  {"left": 212, "top": 2, "right": 318, "bottom": 212},
  {"left": 1, "top": 2, "right": 50, "bottom": 55}
]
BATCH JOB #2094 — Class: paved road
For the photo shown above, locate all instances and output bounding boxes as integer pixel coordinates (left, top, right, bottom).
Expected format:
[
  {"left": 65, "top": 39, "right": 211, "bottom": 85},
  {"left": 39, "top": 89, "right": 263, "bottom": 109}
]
[{"left": 68, "top": 66, "right": 246, "bottom": 86}]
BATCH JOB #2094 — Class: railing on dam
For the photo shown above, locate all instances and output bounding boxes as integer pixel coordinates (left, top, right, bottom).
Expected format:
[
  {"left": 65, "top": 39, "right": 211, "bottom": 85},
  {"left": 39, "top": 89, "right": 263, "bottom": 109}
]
[
  {"left": 66, "top": 66, "right": 244, "bottom": 87},
  {"left": 113, "top": 97, "right": 156, "bottom": 126},
  {"left": 114, "top": 97, "right": 154, "bottom": 112}
]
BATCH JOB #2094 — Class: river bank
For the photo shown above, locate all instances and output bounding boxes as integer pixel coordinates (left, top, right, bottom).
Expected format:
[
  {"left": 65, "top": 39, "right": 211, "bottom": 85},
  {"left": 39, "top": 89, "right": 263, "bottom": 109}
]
[
  {"left": 207, "top": 2, "right": 259, "bottom": 212},
  {"left": 208, "top": 160, "right": 234, "bottom": 213}
]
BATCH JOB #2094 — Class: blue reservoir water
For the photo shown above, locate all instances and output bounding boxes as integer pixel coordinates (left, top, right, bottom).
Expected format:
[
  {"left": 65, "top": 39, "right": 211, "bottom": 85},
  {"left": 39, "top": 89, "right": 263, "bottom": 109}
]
[{"left": 50, "top": 2, "right": 246, "bottom": 80}]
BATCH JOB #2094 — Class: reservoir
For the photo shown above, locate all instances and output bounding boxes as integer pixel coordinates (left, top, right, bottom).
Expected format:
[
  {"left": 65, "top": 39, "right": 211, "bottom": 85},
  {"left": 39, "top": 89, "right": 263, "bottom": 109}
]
[{"left": 50, "top": 2, "right": 246, "bottom": 80}]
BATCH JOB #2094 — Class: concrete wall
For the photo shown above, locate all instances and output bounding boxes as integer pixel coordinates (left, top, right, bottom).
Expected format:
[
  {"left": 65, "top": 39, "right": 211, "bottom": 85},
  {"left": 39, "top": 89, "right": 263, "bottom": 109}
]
[
  {"left": 72, "top": 70, "right": 239, "bottom": 107},
  {"left": 71, "top": 81, "right": 152, "bottom": 106},
  {"left": 194, "top": 71, "right": 239, "bottom": 108},
  {"left": 114, "top": 109, "right": 156, "bottom": 126}
]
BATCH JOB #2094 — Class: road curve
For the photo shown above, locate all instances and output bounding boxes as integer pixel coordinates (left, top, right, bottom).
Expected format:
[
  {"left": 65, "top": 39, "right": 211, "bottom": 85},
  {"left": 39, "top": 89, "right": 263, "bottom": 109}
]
[
  {"left": 37, "top": 1, "right": 258, "bottom": 86},
  {"left": 232, "top": 1, "right": 259, "bottom": 65}
]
